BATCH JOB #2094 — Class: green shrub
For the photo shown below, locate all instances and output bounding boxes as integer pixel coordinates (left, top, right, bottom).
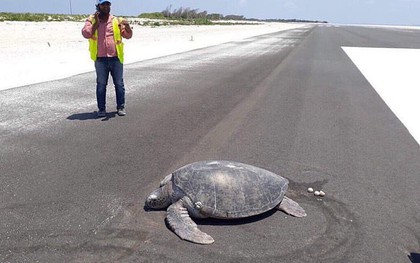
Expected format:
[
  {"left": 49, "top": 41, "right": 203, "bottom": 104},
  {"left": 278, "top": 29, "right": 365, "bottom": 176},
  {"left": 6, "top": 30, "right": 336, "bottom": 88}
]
[
  {"left": 193, "top": 18, "right": 212, "bottom": 25},
  {"left": 138, "top": 12, "right": 165, "bottom": 19},
  {"left": 0, "top": 12, "right": 87, "bottom": 22}
]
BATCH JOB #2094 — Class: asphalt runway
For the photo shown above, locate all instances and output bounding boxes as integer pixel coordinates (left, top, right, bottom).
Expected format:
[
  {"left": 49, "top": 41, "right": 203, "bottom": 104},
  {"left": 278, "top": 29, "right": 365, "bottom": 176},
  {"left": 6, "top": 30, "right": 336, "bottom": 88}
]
[{"left": 1, "top": 25, "right": 419, "bottom": 262}]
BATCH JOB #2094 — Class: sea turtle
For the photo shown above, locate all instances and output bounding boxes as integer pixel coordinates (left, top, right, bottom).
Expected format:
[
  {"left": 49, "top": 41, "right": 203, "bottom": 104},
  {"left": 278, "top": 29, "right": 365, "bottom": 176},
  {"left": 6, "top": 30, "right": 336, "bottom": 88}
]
[{"left": 145, "top": 160, "right": 306, "bottom": 244}]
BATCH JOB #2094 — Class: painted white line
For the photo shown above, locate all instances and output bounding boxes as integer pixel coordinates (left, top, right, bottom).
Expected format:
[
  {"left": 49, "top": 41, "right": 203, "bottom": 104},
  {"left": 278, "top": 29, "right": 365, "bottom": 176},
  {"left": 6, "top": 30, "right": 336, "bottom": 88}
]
[{"left": 343, "top": 47, "right": 420, "bottom": 145}]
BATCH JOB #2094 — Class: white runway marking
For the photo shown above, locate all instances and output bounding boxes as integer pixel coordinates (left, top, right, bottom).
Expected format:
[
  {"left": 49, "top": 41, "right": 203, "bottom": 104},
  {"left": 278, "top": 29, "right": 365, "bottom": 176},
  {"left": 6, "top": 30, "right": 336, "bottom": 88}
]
[{"left": 343, "top": 47, "right": 420, "bottom": 145}]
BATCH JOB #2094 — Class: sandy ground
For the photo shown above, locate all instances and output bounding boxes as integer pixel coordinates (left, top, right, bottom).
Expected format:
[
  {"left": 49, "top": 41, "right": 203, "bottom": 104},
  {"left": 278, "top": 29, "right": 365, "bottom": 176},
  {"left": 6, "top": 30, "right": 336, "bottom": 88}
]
[{"left": 0, "top": 21, "right": 306, "bottom": 91}]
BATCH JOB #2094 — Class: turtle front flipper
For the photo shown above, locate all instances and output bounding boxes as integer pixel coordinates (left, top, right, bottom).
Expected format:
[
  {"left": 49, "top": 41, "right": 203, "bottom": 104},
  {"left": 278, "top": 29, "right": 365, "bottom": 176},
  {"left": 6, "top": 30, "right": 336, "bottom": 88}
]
[
  {"left": 166, "top": 199, "right": 215, "bottom": 244},
  {"left": 277, "top": 196, "right": 307, "bottom": 217}
]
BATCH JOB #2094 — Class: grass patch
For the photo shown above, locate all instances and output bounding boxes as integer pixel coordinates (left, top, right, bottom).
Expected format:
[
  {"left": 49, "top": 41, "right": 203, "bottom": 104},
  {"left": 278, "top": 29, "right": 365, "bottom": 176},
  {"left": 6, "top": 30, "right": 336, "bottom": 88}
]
[{"left": 0, "top": 12, "right": 86, "bottom": 22}]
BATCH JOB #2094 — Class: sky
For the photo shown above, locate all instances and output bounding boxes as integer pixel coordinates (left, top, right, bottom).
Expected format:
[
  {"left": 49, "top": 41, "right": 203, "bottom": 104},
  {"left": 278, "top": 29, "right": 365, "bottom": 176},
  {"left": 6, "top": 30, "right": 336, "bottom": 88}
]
[{"left": 1, "top": 0, "right": 420, "bottom": 26}]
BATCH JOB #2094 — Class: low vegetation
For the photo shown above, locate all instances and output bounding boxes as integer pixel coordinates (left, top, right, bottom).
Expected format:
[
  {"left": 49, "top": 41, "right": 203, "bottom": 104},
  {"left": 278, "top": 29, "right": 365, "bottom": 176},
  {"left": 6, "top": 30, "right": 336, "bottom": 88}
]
[
  {"left": 0, "top": 6, "right": 327, "bottom": 25},
  {"left": 0, "top": 12, "right": 85, "bottom": 22},
  {"left": 141, "top": 6, "right": 327, "bottom": 24}
]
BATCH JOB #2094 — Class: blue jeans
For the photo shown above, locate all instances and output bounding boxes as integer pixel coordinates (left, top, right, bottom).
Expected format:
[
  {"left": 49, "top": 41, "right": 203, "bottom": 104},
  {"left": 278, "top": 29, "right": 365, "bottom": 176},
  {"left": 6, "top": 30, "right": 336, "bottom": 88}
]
[{"left": 95, "top": 57, "right": 125, "bottom": 111}]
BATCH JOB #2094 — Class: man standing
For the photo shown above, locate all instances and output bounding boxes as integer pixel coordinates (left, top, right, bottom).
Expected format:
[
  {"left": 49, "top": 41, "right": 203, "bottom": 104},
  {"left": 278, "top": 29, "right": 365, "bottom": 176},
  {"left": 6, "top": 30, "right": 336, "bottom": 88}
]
[{"left": 82, "top": 0, "right": 133, "bottom": 117}]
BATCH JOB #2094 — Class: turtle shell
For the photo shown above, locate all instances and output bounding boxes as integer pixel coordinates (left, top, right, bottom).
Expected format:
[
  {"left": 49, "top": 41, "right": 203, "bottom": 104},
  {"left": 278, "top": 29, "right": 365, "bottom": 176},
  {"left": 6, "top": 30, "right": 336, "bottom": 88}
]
[{"left": 172, "top": 160, "right": 288, "bottom": 219}]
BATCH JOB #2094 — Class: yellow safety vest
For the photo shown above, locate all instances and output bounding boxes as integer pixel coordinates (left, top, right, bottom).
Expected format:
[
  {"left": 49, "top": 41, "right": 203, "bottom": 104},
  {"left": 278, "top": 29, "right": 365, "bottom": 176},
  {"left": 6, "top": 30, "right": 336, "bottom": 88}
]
[{"left": 87, "top": 15, "right": 125, "bottom": 63}]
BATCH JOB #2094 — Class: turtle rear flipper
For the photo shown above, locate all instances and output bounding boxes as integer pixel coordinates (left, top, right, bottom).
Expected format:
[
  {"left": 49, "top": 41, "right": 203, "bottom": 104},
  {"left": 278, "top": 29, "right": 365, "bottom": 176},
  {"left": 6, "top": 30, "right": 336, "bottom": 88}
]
[
  {"left": 166, "top": 199, "right": 215, "bottom": 244},
  {"left": 277, "top": 196, "right": 307, "bottom": 217}
]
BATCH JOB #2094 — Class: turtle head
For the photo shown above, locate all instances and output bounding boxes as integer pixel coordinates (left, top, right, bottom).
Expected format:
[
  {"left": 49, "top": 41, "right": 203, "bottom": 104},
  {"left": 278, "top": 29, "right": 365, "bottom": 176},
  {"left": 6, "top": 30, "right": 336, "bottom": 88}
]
[{"left": 145, "top": 186, "right": 171, "bottom": 210}]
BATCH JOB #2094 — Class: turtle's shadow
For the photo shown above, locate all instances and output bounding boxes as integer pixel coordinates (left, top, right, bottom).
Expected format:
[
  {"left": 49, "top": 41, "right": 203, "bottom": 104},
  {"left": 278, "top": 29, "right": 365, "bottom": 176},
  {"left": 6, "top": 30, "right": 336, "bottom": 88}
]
[
  {"left": 409, "top": 253, "right": 420, "bottom": 263},
  {"left": 194, "top": 209, "right": 278, "bottom": 226},
  {"left": 153, "top": 208, "right": 278, "bottom": 228}
]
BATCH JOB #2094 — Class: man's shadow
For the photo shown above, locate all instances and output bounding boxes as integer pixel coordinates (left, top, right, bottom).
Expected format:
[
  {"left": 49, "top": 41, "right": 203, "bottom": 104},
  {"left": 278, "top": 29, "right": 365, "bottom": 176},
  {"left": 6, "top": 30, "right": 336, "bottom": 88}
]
[{"left": 67, "top": 111, "right": 117, "bottom": 121}]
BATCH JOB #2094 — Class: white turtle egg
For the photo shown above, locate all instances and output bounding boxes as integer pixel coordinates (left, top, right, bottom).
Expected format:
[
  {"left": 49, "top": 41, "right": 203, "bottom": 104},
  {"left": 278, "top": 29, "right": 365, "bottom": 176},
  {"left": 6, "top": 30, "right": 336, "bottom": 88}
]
[
  {"left": 319, "top": 191, "right": 326, "bottom": 197},
  {"left": 307, "top": 187, "right": 314, "bottom": 193},
  {"left": 314, "top": 191, "right": 321, "bottom": 196}
]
